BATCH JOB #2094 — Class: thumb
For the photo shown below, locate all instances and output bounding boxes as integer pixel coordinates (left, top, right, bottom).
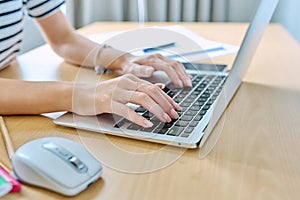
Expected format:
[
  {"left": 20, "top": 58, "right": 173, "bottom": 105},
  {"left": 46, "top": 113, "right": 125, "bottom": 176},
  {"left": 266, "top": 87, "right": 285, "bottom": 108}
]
[{"left": 130, "top": 64, "right": 155, "bottom": 77}]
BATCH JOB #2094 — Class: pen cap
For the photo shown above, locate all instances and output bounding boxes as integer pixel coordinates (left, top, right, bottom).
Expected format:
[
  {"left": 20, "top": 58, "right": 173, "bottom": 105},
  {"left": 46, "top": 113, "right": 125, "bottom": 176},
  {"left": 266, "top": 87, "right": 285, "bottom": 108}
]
[
  {"left": 0, "top": 176, "right": 12, "bottom": 197},
  {"left": 0, "top": 165, "right": 22, "bottom": 193}
]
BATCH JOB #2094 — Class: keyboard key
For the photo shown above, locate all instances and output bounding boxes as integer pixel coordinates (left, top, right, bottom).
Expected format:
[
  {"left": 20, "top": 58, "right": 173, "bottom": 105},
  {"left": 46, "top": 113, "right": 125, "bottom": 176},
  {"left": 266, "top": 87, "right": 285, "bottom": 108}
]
[
  {"left": 180, "top": 102, "right": 190, "bottom": 107},
  {"left": 201, "top": 93, "right": 210, "bottom": 98},
  {"left": 175, "top": 121, "right": 189, "bottom": 127},
  {"left": 198, "top": 97, "right": 207, "bottom": 102},
  {"left": 142, "top": 112, "right": 153, "bottom": 119},
  {"left": 189, "top": 121, "right": 199, "bottom": 127},
  {"left": 154, "top": 127, "right": 168, "bottom": 134},
  {"left": 174, "top": 97, "right": 184, "bottom": 103},
  {"left": 167, "top": 127, "right": 184, "bottom": 136},
  {"left": 141, "top": 120, "right": 161, "bottom": 132},
  {"left": 151, "top": 117, "right": 160, "bottom": 122},
  {"left": 141, "top": 127, "right": 156, "bottom": 132},
  {"left": 179, "top": 106, "right": 188, "bottom": 112},
  {"left": 193, "top": 101, "right": 204, "bottom": 107},
  {"left": 184, "top": 98, "right": 194, "bottom": 103},
  {"left": 180, "top": 89, "right": 190, "bottom": 95},
  {"left": 202, "top": 105, "right": 210, "bottom": 110},
  {"left": 180, "top": 133, "right": 190, "bottom": 138},
  {"left": 184, "top": 127, "right": 194, "bottom": 133},
  {"left": 180, "top": 115, "right": 193, "bottom": 121},
  {"left": 127, "top": 123, "right": 143, "bottom": 130},
  {"left": 171, "top": 88, "right": 180, "bottom": 93},
  {"left": 194, "top": 115, "right": 203, "bottom": 121},
  {"left": 177, "top": 94, "right": 186, "bottom": 99},
  {"left": 206, "top": 100, "right": 213, "bottom": 106},
  {"left": 114, "top": 118, "right": 130, "bottom": 128},
  {"left": 163, "top": 122, "right": 174, "bottom": 128},
  {"left": 176, "top": 110, "right": 184, "bottom": 116},
  {"left": 199, "top": 83, "right": 207, "bottom": 88},
  {"left": 168, "top": 91, "right": 176, "bottom": 98},
  {"left": 162, "top": 87, "right": 170, "bottom": 93},
  {"left": 192, "top": 90, "right": 201, "bottom": 96},
  {"left": 191, "top": 74, "right": 198, "bottom": 79},
  {"left": 190, "top": 105, "right": 201, "bottom": 111},
  {"left": 163, "top": 87, "right": 177, "bottom": 98},
  {"left": 199, "top": 110, "right": 207, "bottom": 116},
  {"left": 135, "top": 107, "right": 146, "bottom": 113},
  {"left": 211, "top": 95, "right": 218, "bottom": 101},
  {"left": 185, "top": 110, "right": 198, "bottom": 116},
  {"left": 192, "top": 81, "right": 199, "bottom": 87},
  {"left": 114, "top": 122, "right": 124, "bottom": 128},
  {"left": 194, "top": 77, "right": 203, "bottom": 82}
]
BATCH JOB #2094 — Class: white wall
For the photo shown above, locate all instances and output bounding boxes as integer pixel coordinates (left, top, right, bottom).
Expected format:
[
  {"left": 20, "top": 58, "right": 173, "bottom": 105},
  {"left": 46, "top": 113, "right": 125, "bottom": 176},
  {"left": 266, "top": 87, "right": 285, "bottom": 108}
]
[
  {"left": 21, "top": 1, "right": 299, "bottom": 54},
  {"left": 20, "top": 17, "right": 45, "bottom": 54},
  {"left": 272, "top": 0, "right": 300, "bottom": 42},
  {"left": 228, "top": 0, "right": 300, "bottom": 42},
  {"left": 20, "top": 5, "right": 67, "bottom": 54}
]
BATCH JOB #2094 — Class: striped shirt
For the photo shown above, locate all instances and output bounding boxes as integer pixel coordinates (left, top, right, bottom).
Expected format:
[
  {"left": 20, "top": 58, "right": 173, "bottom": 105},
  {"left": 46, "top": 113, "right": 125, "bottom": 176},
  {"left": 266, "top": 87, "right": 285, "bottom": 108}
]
[{"left": 0, "top": 0, "right": 65, "bottom": 70}]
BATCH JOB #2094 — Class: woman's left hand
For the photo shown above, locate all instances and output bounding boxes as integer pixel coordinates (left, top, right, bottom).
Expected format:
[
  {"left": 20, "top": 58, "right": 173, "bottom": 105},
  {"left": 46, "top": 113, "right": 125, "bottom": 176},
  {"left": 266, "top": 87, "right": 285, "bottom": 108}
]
[{"left": 112, "top": 53, "right": 192, "bottom": 88}]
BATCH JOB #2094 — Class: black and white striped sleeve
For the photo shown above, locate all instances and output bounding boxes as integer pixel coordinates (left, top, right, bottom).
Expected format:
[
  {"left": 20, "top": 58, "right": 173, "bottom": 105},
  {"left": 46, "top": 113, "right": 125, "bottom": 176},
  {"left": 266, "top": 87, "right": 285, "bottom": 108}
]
[{"left": 24, "top": 0, "right": 65, "bottom": 18}]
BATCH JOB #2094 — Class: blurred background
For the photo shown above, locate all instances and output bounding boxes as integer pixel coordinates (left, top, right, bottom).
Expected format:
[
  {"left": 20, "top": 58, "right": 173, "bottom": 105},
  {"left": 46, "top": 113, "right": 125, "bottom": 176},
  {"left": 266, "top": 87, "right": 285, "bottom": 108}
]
[{"left": 21, "top": 0, "right": 300, "bottom": 53}]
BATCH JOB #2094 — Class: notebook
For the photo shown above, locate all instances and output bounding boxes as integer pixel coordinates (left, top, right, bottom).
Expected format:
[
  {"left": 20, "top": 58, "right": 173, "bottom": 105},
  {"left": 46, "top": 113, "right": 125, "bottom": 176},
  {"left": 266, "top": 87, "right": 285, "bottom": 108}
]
[{"left": 54, "top": 0, "right": 279, "bottom": 149}]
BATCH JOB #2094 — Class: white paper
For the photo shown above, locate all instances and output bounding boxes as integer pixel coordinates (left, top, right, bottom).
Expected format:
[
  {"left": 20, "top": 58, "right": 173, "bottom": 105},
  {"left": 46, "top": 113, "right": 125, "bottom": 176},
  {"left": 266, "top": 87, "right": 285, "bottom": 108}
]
[{"left": 89, "top": 25, "right": 239, "bottom": 62}]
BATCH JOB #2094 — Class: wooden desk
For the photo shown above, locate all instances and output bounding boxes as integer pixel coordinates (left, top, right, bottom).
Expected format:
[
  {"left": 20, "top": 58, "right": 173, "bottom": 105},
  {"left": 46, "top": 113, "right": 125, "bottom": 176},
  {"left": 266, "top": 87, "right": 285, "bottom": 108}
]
[{"left": 1, "top": 22, "right": 300, "bottom": 200}]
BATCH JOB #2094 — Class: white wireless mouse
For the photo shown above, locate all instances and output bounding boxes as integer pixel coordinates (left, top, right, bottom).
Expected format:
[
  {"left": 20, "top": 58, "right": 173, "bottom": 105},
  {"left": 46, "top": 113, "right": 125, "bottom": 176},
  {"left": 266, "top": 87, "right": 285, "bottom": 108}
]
[{"left": 12, "top": 137, "right": 103, "bottom": 196}]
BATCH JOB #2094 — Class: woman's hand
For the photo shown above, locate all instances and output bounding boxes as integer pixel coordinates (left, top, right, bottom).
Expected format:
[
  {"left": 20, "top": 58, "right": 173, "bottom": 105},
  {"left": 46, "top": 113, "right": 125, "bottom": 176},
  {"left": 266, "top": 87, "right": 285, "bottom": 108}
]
[
  {"left": 72, "top": 74, "right": 180, "bottom": 128},
  {"left": 108, "top": 53, "right": 192, "bottom": 88}
]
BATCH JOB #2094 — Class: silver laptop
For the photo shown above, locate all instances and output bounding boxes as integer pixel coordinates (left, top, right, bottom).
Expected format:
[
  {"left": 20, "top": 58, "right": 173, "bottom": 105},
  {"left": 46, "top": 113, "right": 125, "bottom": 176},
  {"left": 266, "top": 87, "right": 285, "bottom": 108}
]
[{"left": 54, "top": 0, "right": 279, "bottom": 149}]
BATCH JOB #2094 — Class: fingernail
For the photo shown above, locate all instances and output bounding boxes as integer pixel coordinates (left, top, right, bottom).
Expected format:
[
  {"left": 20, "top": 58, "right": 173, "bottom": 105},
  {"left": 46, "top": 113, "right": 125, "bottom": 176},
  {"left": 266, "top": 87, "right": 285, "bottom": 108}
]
[
  {"left": 177, "top": 105, "right": 182, "bottom": 110},
  {"left": 171, "top": 109, "right": 179, "bottom": 119},
  {"left": 186, "top": 78, "right": 192, "bottom": 87},
  {"left": 177, "top": 81, "right": 183, "bottom": 88},
  {"left": 156, "top": 83, "right": 165, "bottom": 89},
  {"left": 145, "top": 66, "right": 154, "bottom": 76},
  {"left": 163, "top": 113, "right": 171, "bottom": 122},
  {"left": 173, "top": 102, "right": 181, "bottom": 110},
  {"left": 143, "top": 120, "right": 153, "bottom": 128}
]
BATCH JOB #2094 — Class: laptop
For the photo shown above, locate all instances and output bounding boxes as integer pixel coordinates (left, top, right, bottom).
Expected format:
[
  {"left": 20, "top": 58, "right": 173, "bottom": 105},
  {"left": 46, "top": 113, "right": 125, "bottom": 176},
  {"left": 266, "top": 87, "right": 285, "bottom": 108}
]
[{"left": 54, "top": 0, "right": 279, "bottom": 149}]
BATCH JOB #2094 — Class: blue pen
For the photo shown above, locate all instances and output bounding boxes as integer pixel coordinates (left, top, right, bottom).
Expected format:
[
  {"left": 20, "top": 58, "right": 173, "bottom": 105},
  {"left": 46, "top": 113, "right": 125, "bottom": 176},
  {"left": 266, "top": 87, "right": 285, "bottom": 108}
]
[
  {"left": 166, "top": 46, "right": 225, "bottom": 58},
  {"left": 143, "top": 42, "right": 176, "bottom": 53}
]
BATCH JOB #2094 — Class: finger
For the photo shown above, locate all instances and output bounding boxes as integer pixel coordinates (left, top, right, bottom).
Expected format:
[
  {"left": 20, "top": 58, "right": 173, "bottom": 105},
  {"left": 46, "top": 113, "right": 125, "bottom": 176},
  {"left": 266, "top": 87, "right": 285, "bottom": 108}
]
[
  {"left": 135, "top": 84, "right": 180, "bottom": 118},
  {"left": 120, "top": 75, "right": 180, "bottom": 110},
  {"left": 113, "top": 101, "right": 154, "bottom": 128},
  {"left": 152, "top": 61, "right": 184, "bottom": 87},
  {"left": 156, "top": 56, "right": 192, "bottom": 87},
  {"left": 130, "top": 64, "right": 155, "bottom": 77},
  {"left": 135, "top": 54, "right": 187, "bottom": 87},
  {"left": 155, "top": 83, "right": 165, "bottom": 89},
  {"left": 133, "top": 77, "right": 181, "bottom": 110},
  {"left": 125, "top": 90, "right": 173, "bottom": 122},
  {"left": 116, "top": 74, "right": 142, "bottom": 91}
]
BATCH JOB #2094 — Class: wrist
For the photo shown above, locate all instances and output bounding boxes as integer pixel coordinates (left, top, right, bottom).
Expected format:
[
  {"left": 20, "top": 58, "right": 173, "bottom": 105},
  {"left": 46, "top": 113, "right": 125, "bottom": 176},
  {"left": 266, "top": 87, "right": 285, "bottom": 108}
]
[
  {"left": 95, "top": 45, "right": 132, "bottom": 72},
  {"left": 59, "top": 82, "right": 73, "bottom": 113}
]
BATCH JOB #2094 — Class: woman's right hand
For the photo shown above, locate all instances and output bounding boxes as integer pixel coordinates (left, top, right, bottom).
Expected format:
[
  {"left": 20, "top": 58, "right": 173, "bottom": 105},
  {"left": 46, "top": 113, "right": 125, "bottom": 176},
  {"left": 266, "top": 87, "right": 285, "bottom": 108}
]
[{"left": 71, "top": 74, "right": 180, "bottom": 128}]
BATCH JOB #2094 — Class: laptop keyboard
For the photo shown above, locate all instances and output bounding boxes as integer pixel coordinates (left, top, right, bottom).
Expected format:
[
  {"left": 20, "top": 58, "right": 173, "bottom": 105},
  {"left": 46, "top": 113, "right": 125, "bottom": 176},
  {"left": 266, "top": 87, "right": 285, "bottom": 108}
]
[{"left": 114, "top": 73, "right": 227, "bottom": 138}]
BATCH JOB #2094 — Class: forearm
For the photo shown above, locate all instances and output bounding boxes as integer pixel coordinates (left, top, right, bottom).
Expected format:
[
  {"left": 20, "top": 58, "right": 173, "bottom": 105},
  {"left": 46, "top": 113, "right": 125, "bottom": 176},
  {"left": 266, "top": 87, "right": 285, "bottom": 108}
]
[
  {"left": 52, "top": 33, "right": 129, "bottom": 71},
  {"left": 0, "top": 78, "right": 72, "bottom": 115},
  {"left": 36, "top": 10, "right": 130, "bottom": 71}
]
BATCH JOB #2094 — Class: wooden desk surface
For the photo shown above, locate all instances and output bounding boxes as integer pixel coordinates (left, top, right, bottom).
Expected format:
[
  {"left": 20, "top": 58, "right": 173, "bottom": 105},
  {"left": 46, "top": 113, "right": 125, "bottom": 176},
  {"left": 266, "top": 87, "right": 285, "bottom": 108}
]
[{"left": 1, "top": 22, "right": 300, "bottom": 200}]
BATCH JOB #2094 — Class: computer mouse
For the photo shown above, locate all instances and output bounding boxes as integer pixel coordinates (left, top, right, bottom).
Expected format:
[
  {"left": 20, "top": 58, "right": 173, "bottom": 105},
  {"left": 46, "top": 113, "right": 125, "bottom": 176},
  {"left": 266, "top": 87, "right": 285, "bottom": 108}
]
[{"left": 11, "top": 137, "right": 103, "bottom": 196}]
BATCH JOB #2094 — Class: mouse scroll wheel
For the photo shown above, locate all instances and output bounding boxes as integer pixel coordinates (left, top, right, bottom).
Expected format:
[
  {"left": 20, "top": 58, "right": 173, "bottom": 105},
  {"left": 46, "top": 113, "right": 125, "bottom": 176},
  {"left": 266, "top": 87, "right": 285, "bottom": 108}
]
[
  {"left": 69, "top": 156, "right": 88, "bottom": 173},
  {"left": 43, "top": 142, "right": 88, "bottom": 173}
]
